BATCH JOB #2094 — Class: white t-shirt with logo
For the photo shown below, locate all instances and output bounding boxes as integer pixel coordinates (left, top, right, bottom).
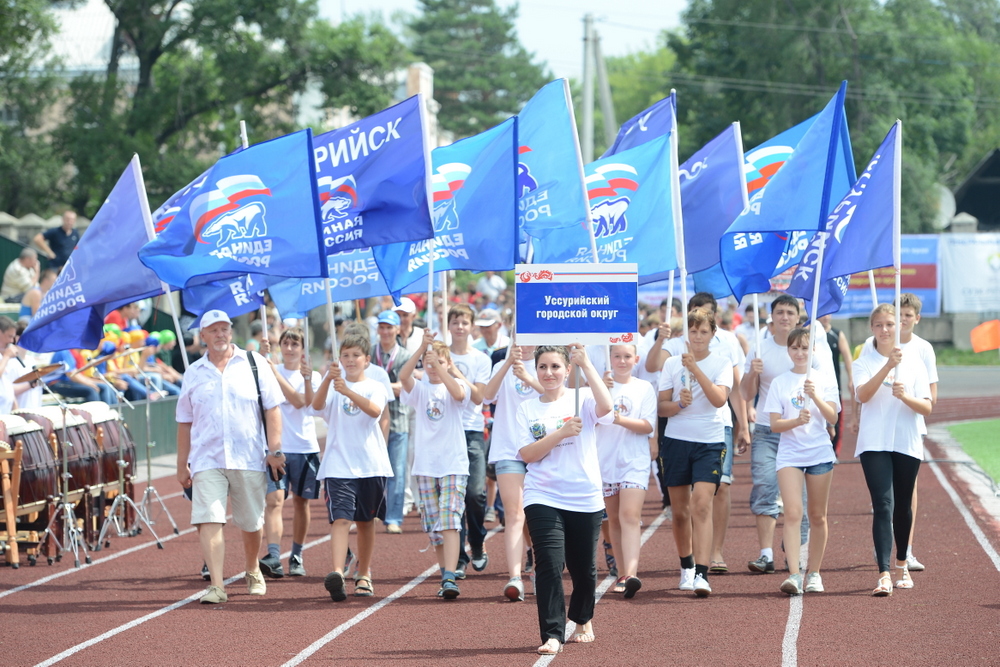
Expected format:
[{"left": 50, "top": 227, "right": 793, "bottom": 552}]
[
  {"left": 659, "top": 352, "right": 733, "bottom": 443},
  {"left": 860, "top": 334, "right": 937, "bottom": 436},
  {"left": 763, "top": 370, "right": 840, "bottom": 469},
  {"left": 402, "top": 380, "right": 471, "bottom": 478},
  {"left": 745, "top": 337, "right": 821, "bottom": 429},
  {"left": 449, "top": 349, "right": 491, "bottom": 431},
  {"left": 487, "top": 358, "right": 540, "bottom": 464},
  {"left": 853, "top": 351, "right": 930, "bottom": 460},
  {"left": 598, "top": 379, "right": 657, "bottom": 486},
  {"left": 317, "top": 377, "right": 391, "bottom": 480},
  {"left": 277, "top": 365, "right": 321, "bottom": 454},
  {"left": 516, "top": 389, "right": 615, "bottom": 513}
]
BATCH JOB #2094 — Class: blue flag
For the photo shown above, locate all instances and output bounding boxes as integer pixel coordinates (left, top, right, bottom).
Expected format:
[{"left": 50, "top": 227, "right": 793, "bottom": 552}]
[
  {"left": 138, "top": 129, "right": 326, "bottom": 288},
  {"left": 20, "top": 156, "right": 164, "bottom": 353},
  {"left": 372, "top": 118, "right": 519, "bottom": 296},
  {"left": 182, "top": 273, "right": 267, "bottom": 321},
  {"left": 516, "top": 80, "right": 590, "bottom": 237},
  {"left": 786, "top": 122, "right": 900, "bottom": 317},
  {"left": 601, "top": 92, "right": 676, "bottom": 158},
  {"left": 532, "top": 133, "right": 677, "bottom": 284},
  {"left": 313, "top": 95, "right": 434, "bottom": 255},
  {"left": 720, "top": 82, "right": 856, "bottom": 301},
  {"left": 269, "top": 248, "right": 391, "bottom": 319},
  {"left": 743, "top": 116, "right": 815, "bottom": 199},
  {"left": 680, "top": 124, "right": 746, "bottom": 275}
]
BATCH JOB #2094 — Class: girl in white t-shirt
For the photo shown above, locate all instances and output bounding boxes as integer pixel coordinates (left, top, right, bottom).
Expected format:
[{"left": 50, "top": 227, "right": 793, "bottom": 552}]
[
  {"left": 764, "top": 328, "right": 840, "bottom": 596},
  {"left": 516, "top": 344, "right": 613, "bottom": 655},
  {"left": 599, "top": 344, "right": 656, "bottom": 600},
  {"left": 398, "top": 329, "right": 472, "bottom": 600},
  {"left": 854, "top": 304, "right": 932, "bottom": 597},
  {"left": 483, "top": 343, "right": 541, "bottom": 603},
  {"left": 657, "top": 308, "right": 733, "bottom": 598}
]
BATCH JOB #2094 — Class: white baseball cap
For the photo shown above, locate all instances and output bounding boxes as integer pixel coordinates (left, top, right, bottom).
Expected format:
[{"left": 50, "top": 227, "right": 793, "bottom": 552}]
[
  {"left": 393, "top": 297, "right": 416, "bottom": 314},
  {"left": 199, "top": 309, "right": 233, "bottom": 330},
  {"left": 474, "top": 308, "right": 501, "bottom": 327}
]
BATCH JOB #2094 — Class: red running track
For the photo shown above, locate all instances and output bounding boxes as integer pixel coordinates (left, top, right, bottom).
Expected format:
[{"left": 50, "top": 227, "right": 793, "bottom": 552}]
[{"left": 2, "top": 397, "right": 998, "bottom": 666}]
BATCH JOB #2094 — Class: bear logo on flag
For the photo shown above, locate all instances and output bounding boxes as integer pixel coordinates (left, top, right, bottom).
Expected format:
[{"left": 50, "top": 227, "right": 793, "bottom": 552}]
[
  {"left": 431, "top": 163, "right": 472, "bottom": 232},
  {"left": 193, "top": 175, "right": 272, "bottom": 246},
  {"left": 318, "top": 175, "right": 360, "bottom": 223},
  {"left": 586, "top": 163, "right": 640, "bottom": 239}
]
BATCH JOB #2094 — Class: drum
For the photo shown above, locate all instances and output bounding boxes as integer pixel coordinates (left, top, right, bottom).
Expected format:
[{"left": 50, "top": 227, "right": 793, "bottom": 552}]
[
  {"left": 72, "top": 402, "right": 136, "bottom": 486},
  {"left": 0, "top": 414, "right": 56, "bottom": 511},
  {"left": 16, "top": 408, "right": 101, "bottom": 491}
]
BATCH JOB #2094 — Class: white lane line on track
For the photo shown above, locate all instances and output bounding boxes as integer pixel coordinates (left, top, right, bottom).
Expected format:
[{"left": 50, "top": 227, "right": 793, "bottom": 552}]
[
  {"left": 280, "top": 526, "right": 504, "bottom": 667},
  {"left": 34, "top": 533, "right": 331, "bottom": 667},
  {"left": 781, "top": 595, "right": 803, "bottom": 667},
  {"left": 0, "top": 524, "right": 198, "bottom": 600},
  {"left": 929, "top": 461, "right": 1000, "bottom": 571},
  {"left": 534, "top": 508, "right": 669, "bottom": 667}
]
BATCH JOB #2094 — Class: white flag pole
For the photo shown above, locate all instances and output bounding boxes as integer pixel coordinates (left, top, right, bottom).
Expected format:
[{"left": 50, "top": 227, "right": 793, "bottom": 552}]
[
  {"left": 868, "top": 270, "right": 879, "bottom": 308},
  {"left": 893, "top": 120, "right": 903, "bottom": 348},
  {"left": 733, "top": 121, "right": 762, "bottom": 357},
  {"left": 666, "top": 269, "right": 675, "bottom": 326},
  {"left": 238, "top": 119, "right": 270, "bottom": 359},
  {"left": 668, "top": 91, "right": 688, "bottom": 346}
]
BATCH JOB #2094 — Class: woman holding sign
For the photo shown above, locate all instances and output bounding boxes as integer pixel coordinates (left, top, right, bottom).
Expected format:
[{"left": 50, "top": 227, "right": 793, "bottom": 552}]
[
  {"left": 516, "top": 344, "right": 613, "bottom": 655},
  {"left": 657, "top": 308, "right": 733, "bottom": 598}
]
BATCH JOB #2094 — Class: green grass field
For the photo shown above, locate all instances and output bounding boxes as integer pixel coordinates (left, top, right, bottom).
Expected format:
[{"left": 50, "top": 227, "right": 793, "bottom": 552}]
[
  {"left": 948, "top": 419, "right": 1000, "bottom": 483},
  {"left": 934, "top": 348, "right": 1000, "bottom": 366}
]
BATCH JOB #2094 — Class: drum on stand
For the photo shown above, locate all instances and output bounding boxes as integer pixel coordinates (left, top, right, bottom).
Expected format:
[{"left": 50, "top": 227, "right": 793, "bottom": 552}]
[
  {"left": 72, "top": 401, "right": 136, "bottom": 492},
  {"left": 0, "top": 415, "right": 57, "bottom": 519}
]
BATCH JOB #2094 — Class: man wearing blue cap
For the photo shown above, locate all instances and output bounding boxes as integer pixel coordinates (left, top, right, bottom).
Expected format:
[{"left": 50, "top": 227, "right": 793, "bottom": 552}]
[{"left": 372, "top": 310, "right": 413, "bottom": 534}]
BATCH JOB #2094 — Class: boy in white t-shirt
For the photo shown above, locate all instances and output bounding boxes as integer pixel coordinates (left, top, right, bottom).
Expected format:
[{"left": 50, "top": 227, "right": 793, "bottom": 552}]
[
  {"left": 399, "top": 329, "right": 472, "bottom": 600},
  {"left": 257, "top": 328, "right": 322, "bottom": 579},
  {"left": 599, "top": 343, "right": 656, "bottom": 599},
  {"left": 312, "top": 333, "right": 392, "bottom": 602}
]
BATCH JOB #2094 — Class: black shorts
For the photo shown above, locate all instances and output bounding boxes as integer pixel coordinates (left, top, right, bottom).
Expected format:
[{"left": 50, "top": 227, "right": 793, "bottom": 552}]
[
  {"left": 324, "top": 477, "right": 387, "bottom": 523},
  {"left": 286, "top": 452, "right": 321, "bottom": 499},
  {"left": 661, "top": 437, "right": 725, "bottom": 488}
]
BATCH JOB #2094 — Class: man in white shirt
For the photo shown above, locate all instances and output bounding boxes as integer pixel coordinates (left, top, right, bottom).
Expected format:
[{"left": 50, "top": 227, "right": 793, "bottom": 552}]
[
  {"left": 176, "top": 310, "right": 285, "bottom": 605},
  {"left": 1, "top": 248, "right": 40, "bottom": 302},
  {"left": 472, "top": 308, "right": 509, "bottom": 356},
  {"left": 394, "top": 297, "right": 425, "bottom": 355}
]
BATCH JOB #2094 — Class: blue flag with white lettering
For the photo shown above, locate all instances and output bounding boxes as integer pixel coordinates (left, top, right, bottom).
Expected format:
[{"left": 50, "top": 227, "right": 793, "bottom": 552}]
[
  {"left": 182, "top": 274, "right": 267, "bottom": 320},
  {"left": 601, "top": 92, "right": 676, "bottom": 158},
  {"left": 269, "top": 248, "right": 390, "bottom": 319},
  {"left": 516, "top": 80, "right": 590, "bottom": 238},
  {"left": 139, "top": 129, "right": 326, "bottom": 288},
  {"left": 313, "top": 95, "right": 434, "bottom": 255},
  {"left": 532, "top": 133, "right": 677, "bottom": 284},
  {"left": 20, "top": 156, "right": 165, "bottom": 352},
  {"left": 786, "top": 122, "right": 900, "bottom": 317},
  {"left": 372, "top": 118, "right": 518, "bottom": 296},
  {"left": 720, "top": 82, "right": 856, "bottom": 301}
]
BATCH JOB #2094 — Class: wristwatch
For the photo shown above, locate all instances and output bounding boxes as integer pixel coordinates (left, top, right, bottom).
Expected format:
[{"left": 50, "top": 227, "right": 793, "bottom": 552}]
[{"left": 268, "top": 449, "right": 284, "bottom": 458}]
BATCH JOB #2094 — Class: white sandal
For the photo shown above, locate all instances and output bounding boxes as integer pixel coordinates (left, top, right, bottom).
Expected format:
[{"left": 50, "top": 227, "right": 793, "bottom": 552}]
[
  {"left": 872, "top": 573, "right": 893, "bottom": 597},
  {"left": 895, "top": 563, "right": 914, "bottom": 589}
]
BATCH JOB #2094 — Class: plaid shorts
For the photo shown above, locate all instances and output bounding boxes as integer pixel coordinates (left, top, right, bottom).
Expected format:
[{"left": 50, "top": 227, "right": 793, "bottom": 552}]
[
  {"left": 602, "top": 480, "right": 648, "bottom": 497},
  {"left": 416, "top": 474, "right": 468, "bottom": 546}
]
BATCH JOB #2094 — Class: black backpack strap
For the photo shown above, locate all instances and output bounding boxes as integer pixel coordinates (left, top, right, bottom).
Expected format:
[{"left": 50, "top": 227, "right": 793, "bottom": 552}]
[{"left": 247, "top": 351, "right": 268, "bottom": 447}]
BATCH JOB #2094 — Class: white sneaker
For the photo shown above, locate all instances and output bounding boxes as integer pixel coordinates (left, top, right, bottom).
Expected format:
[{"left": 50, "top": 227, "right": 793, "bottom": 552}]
[
  {"left": 679, "top": 567, "right": 696, "bottom": 591},
  {"left": 246, "top": 569, "right": 266, "bottom": 596},
  {"left": 693, "top": 573, "right": 712, "bottom": 597},
  {"left": 805, "top": 572, "right": 825, "bottom": 593},
  {"left": 906, "top": 552, "right": 925, "bottom": 572}
]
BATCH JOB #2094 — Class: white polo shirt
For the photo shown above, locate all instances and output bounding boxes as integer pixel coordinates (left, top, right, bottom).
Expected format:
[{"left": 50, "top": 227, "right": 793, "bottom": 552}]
[{"left": 176, "top": 346, "right": 282, "bottom": 475}]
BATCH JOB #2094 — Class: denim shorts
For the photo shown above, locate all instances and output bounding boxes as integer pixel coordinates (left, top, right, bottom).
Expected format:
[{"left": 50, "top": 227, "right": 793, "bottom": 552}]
[
  {"left": 749, "top": 424, "right": 782, "bottom": 517},
  {"left": 792, "top": 460, "right": 835, "bottom": 476},
  {"left": 494, "top": 459, "right": 528, "bottom": 475},
  {"left": 720, "top": 426, "right": 734, "bottom": 485}
]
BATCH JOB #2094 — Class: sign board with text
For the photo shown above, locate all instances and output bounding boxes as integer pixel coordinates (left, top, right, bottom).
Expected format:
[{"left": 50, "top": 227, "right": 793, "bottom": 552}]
[{"left": 515, "top": 263, "right": 639, "bottom": 345}]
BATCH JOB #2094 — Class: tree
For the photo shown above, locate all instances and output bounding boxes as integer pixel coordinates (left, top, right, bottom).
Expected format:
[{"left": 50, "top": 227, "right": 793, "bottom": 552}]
[
  {"left": 408, "top": 0, "right": 549, "bottom": 135},
  {"left": 52, "top": 1, "right": 408, "bottom": 215},
  {"left": 0, "top": 0, "right": 63, "bottom": 216}
]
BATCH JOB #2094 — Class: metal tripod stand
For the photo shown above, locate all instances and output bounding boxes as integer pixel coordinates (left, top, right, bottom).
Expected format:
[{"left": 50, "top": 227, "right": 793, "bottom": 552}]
[{"left": 129, "top": 358, "right": 179, "bottom": 537}]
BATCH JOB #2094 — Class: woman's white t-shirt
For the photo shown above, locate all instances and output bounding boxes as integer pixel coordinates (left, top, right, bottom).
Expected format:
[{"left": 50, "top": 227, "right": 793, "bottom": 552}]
[
  {"left": 401, "top": 380, "right": 471, "bottom": 478},
  {"left": 598, "top": 379, "right": 657, "bottom": 485},
  {"left": 659, "top": 352, "right": 733, "bottom": 443},
  {"left": 763, "top": 370, "right": 840, "bottom": 469},
  {"left": 853, "top": 351, "right": 931, "bottom": 460},
  {"left": 487, "top": 358, "right": 539, "bottom": 464},
  {"left": 745, "top": 337, "right": 823, "bottom": 428},
  {"left": 277, "top": 365, "right": 321, "bottom": 454},
  {"left": 317, "top": 377, "right": 391, "bottom": 480},
  {"left": 516, "top": 389, "right": 614, "bottom": 513}
]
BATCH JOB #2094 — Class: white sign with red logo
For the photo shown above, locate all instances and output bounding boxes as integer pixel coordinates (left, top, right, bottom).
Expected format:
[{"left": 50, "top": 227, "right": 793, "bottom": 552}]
[{"left": 514, "top": 263, "right": 639, "bottom": 345}]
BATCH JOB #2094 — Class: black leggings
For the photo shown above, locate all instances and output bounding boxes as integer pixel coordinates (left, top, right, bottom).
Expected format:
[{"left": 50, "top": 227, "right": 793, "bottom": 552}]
[{"left": 860, "top": 451, "right": 921, "bottom": 572}]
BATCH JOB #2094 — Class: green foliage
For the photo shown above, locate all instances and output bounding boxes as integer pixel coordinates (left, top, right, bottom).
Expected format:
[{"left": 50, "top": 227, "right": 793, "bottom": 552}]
[
  {"left": 934, "top": 347, "right": 1000, "bottom": 366},
  {"left": 408, "top": 0, "right": 549, "bottom": 136}
]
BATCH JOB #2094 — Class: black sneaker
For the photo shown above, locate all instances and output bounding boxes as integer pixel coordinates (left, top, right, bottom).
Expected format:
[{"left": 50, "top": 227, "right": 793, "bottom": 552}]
[
  {"left": 324, "top": 571, "right": 347, "bottom": 602},
  {"left": 748, "top": 555, "right": 775, "bottom": 574},
  {"left": 441, "top": 577, "right": 460, "bottom": 600},
  {"left": 454, "top": 563, "right": 467, "bottom": 580},
  {"left": 259, "top": 554, "right": 285, "bottom": 578},
  {"left": 200, "top": 563, "right": 210, "bottom": 581},
  {"left": 471, "top": 547, "right": 489, "bottom": 572},
  {"left": 288, "top": 554, "right": 306, "bottom": 577}
]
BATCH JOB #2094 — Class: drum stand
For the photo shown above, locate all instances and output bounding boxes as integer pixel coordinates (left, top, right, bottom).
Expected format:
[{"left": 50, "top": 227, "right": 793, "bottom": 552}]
[
  {"left": 37, "top": 388, "right": 91, "bottom": 567},
  {"left": 130, "top": 361, "right": 179, "bottom": 537}
]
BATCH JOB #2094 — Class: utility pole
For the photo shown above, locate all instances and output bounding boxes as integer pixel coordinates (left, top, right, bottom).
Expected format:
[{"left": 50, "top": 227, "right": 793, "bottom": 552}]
[
  {"left": 582, "top": 13, "right": 595, "bottom": 163},
  {"left": 594, "top": 31, "right": 617, "bottom": 148}
]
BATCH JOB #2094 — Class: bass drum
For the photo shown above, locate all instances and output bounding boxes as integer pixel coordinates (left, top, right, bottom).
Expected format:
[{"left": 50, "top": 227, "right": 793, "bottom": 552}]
[
  {"left": 16, "top": 408, "right": 101, "bottom": 491},
  {"left": 72, "top": 402, "right": 136, "bottom": 487},
  {"left": 0, "top": 414, "right": 56, "bottom": 511}
]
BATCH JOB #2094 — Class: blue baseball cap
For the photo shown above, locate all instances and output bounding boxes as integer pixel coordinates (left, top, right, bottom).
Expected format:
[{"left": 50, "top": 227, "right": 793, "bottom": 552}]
[{"left": 377, "top": 310, "right": 400, "bottom": 326}]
